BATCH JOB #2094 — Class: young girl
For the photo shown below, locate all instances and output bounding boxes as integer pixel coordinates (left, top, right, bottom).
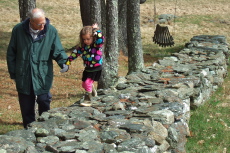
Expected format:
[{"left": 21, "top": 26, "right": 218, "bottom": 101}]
[{"left": 61, "top": 23, "right": 104, "bottom": 106}]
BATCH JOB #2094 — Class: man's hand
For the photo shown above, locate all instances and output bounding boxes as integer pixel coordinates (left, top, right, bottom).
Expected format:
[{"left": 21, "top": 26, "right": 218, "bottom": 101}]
[{"left": 60, "top": 64, "right": 69, "bottom": 73}]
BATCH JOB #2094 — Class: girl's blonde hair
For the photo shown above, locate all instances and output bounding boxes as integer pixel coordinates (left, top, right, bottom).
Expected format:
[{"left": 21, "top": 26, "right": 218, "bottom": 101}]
[{"left": 79, "top": 26, "right": 99, "bottom": 47}]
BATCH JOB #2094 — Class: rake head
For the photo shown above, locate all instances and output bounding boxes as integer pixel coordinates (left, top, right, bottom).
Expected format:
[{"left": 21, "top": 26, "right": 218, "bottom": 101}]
[{"left": 152, "top": 24, "right": 175, "bottom": 47}]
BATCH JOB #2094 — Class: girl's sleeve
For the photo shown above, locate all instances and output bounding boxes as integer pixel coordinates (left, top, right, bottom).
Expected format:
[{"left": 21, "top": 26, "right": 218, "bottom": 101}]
[
  {"left": 94, "top": 30, "right": 104, "bottom": 47},
  {"left": 66, "top": 47, "right": 82, "bottom": 65}
]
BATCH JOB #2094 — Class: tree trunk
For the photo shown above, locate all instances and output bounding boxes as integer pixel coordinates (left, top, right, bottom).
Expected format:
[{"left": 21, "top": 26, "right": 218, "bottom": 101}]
[
  {"left": 118, "top": 0, "right": 128, "bottom": 56},
  {"left": 98, "top": 0, "right": 119, "bottom": 89},
  {"left": 127, "top": 0, "right": 144, "bottom": 74},
  {"left": 100, "top": 0, "right": 106, "bottom": 35},
  {"left": 18, "top": 0, "right": 36, "bottom": 22},
  {"left": 91, "top": 0, "right": 102, "bottom": 28},
  {"left": 79, "top": 0, "right": 91, "bottom": 26},
  {"left": 140, "top": 0, "right": 146, "bottom": 4}
]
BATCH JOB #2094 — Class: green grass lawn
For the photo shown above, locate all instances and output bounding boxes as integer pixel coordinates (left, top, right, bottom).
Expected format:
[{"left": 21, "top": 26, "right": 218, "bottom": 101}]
[{"left": 186, "top": 75, "right": 230, "bottom": 152}]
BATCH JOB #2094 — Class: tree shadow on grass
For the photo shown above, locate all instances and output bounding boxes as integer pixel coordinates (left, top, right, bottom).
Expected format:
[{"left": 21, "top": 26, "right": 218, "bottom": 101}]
[
  {"left": 52, "top": 93, "right": 83, "bottom": 100},
  {"left": 0, "top": 31, "right": 11, "bottom": 60},
  {"left": 0, "top": 119, "right": 23, "bottom": 134},
  {"left": 0, "top": 119, "right": 23, "bottom": 126}
]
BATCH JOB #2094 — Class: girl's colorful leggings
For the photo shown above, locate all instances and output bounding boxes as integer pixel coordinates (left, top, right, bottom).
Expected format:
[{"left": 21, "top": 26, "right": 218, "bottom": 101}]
[{"left": 82, "top": 78, "right": 94, "bottom": 92}]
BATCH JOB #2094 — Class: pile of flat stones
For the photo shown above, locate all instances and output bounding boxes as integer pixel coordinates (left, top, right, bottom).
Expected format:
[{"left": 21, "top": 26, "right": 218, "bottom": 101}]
[{"left": 0, "top": 35, "right": 229, "bottom": 153}]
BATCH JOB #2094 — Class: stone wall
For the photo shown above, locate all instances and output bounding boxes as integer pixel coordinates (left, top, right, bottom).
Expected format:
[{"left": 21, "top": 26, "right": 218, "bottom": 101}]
[{"left": 0, "top": 35, "right": 229, "bottom": 153}]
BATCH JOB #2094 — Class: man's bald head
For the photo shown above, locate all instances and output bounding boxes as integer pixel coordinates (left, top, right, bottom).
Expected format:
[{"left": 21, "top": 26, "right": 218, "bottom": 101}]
[{"left": 27, "top": 8, "right": 45, "bottom": 20}]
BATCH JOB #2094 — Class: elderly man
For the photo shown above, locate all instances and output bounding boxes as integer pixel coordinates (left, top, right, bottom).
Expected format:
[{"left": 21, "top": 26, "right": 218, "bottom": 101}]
[{"left": 7, "top": 8, "right": 68, "bottom": 129}]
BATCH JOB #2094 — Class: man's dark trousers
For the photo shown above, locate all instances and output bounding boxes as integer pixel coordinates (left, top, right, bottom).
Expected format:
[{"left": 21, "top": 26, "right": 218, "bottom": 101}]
[{"left": 18, "top": 84, "right": 52, "bottom": 129}]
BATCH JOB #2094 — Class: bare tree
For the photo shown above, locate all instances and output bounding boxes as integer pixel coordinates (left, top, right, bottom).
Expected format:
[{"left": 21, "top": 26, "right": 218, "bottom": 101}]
[
  {"left": 118, "top": 0, "right": 128, "bottom": 56},
  {"left": 90, "top": 0, "right": 102, "bottom": 28},
  {"left": 79, "top": 0, "right": 91, "bottom": 26},
  {"left": 140, "top": 0, "right": 146, "bottom": 4},
  {"left": 117, "top": 0, "right": 146, "bottom": 56},
  {"left": 127, "top": 0, "right": 144, "bottom": 74},
  {"left": 98, "top": 0, "right": 119, "bottom": 89},
  {"left": 18, "top": 0, "right": 36, "bottom": 22},
  {"left": 79, "top": 0, "right": 106, "bottom": 34},
  {"left": 100, "top": 0, "right": 107, "bottom": 35}
]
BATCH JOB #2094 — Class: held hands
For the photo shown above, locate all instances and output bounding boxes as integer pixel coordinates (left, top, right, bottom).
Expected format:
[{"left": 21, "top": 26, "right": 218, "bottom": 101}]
[{"left": 60, "top": 64, "right": 69, "bottom": 73}]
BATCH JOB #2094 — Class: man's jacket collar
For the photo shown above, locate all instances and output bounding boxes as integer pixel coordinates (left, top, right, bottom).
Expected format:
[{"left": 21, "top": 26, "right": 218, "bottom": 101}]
[{"left": 22, "top": 18, "right": 50, "bottom": 41}]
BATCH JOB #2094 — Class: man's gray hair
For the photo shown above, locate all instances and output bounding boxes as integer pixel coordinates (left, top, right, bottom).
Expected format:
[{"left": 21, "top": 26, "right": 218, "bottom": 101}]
[{"left": 27, "top": 8, "right": 45, "bottom": 19}]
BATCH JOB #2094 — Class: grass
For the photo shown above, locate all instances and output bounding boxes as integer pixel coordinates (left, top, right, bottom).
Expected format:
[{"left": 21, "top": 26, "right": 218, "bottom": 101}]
[
  {"left": 0, "top": 0, "right": 230, "bottom": 152},
  {"left": 176, "top": 14, "right": 214, "bottom": 25},
  {"left": 186, "top": 83, "right": 230, "bottom": 152}
]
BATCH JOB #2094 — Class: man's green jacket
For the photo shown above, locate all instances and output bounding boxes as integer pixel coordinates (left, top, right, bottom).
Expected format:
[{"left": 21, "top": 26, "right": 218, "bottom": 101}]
[{"left": 7, "top": 18, "right": 68, "bottom": 95}]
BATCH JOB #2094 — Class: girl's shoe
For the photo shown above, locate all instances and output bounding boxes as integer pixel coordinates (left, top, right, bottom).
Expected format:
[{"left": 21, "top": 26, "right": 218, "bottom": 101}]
[
  {"left": 80, "top": 101, "right": 92, "bottom": 107},
  {"left": 80, "top": 92, "right": 93, "bottom": 107},
  {"left": 92, "top": 84, "right": 98, "bottom": 97}
]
